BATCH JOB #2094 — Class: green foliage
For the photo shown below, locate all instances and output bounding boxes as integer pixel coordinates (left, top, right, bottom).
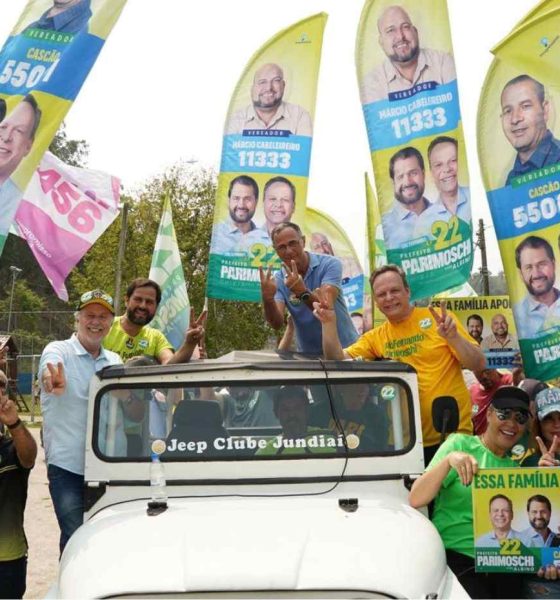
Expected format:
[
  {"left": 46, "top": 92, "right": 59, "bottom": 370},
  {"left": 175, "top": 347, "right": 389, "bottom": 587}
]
[
  {"left": 48, "top": 122, "right": 89, "bottom": 167},
  {"left": 70, "top": 162, "right": 272, "bottom": 357}
]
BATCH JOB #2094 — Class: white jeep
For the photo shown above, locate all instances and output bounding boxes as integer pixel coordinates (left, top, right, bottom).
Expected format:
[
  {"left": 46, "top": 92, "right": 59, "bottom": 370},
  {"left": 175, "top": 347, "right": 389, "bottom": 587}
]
[{"left": 47, "top": 351, "right": 468, "bottom": 599}]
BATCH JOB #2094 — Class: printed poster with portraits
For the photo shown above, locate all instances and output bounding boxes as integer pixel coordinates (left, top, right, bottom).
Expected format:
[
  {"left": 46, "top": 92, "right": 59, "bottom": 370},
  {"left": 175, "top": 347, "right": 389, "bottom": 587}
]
[
  {"left": 431, "top": 296, "right": 520, "bottom": 369},
  {"left": 0, "top": 0, "right": 127, "bottom": 255},
  {"left": 477, "top": 6, "right": 560, "bottom": 380},
  {"left": 206, "top": 14, "right": 327, "bottom": 302},
  {"left": 304, "top": 206, "right": 365, "bottom": 333},
  {"left": 356, "top": 0, "right": 473, "bottom": 301},
  {"left": 473, "top": 468, "right": 560, "bottom": 573}
]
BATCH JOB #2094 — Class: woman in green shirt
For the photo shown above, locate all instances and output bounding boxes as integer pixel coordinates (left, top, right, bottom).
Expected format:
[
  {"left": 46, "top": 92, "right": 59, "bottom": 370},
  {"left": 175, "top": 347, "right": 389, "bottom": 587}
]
[{"left": 409, "top": 386, "right": 531, "bottom": 599}]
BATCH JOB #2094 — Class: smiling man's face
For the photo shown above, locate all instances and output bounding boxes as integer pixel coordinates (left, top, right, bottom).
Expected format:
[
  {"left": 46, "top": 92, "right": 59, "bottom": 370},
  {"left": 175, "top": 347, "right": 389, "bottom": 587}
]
[
  {"left": 501, "top": 80, "right": 548, "bottom": 160},
  {"left": 125, "top": 286, "right": 158, "bottom": 326},
  {"left": 0, "top": 100, "right": 35, "bottom": 181}
]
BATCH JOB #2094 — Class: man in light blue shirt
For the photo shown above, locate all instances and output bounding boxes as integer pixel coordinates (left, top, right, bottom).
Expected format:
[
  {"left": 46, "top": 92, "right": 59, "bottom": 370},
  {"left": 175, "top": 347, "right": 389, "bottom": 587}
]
[
  {"left": 382, "top": 146, "right": 434, "bottom": 250},
  {"left": 513, "top": 236, "right": 560, "bottom": 339},
  {"left": 475, "top": 494, "right": 522, "bottom": 548},
  {"left": 211, "top": 175, "right": 271, "bottom": 255},
  {"left": 519, "top": 495, "right": 560, "bottom": 548},
  {"left": 259, "top": 222, "right": 358, "bottom": 356},
  {"left": 39, "top": 289, "right": 121, "bottom": 553}
]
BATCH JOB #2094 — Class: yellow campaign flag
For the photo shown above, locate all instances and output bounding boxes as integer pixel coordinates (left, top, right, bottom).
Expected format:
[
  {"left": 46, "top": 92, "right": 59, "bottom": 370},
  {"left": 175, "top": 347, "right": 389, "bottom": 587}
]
[
  {"left": 477, "top": 10, "right": 560, "bottom": 380},
  {"left": 304, "top": 206, "right": 365, "bottom": 333},
  {"left": 207, "top": 13, "right": 327, "bottom": 302}
]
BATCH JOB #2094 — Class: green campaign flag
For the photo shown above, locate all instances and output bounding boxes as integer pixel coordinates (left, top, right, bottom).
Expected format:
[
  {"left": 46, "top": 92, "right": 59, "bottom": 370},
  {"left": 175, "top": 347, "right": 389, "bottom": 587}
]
[
  {"left": 356, "top": 0, "right": 473, "bottom": 300},
  {"left": 477, "top": 4, "right": 560, "bottom": 380},
  {"left": 148, "top": 197, "right": 190, "bottom": 351},
  {"left": 207, "top": 13, "right": 327, "bottom": 302}
]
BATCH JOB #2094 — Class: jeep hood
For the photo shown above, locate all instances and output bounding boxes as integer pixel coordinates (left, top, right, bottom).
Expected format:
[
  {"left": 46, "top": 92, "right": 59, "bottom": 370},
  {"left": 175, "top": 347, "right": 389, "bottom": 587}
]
[{"left": 55, "top": 494, "right": 462, "bottom": 598}]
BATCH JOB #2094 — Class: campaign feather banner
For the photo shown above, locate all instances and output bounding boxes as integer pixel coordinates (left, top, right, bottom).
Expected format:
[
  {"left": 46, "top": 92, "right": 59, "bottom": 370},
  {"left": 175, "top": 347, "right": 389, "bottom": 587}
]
[
  {"left": 356, "top": 0, "right": 473, "bottom": 300},
  {"left": 206, "top": 14, "right": 327, "bottom": 302},
  {"left": 477, "top": 4, "right": 560, "bottom": 380}
]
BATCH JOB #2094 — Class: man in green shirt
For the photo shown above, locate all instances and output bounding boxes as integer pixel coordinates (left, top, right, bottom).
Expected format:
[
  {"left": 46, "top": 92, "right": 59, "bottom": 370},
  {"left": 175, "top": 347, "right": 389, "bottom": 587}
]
[
  {"left": 103, "top": 278, "right": 205, "bottom": 363},
  {"left": 0, "top": 370, "right": 37, "bottom": 599}
]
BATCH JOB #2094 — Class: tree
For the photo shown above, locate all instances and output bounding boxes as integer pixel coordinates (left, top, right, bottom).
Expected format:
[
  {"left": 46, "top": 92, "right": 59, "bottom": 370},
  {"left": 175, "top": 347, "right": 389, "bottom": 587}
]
[
  {"left": 48, "top": 122, "right": 89, "bottom": 167},
  {"left": 71, "top": 162, "right": 273, "bottom": 357}
]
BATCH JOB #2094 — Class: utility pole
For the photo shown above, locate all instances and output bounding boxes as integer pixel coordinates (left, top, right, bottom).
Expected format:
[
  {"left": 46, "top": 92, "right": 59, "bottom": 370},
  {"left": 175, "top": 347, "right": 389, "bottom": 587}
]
[
  {"left": 476, "top": 219, "right": 490, "bottom": 296},
  {"left": 114, "top": 202, "right": 128, "bottom": 315},
  {"left": 7, "top": 266, "right": 22, "bottom": 333}
]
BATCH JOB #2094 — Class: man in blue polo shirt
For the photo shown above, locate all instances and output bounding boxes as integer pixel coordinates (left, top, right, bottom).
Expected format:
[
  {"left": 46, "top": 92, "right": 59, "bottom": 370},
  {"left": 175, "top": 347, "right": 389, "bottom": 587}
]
[
  {"left": 259, "top": 222, "right": 358, "bottom": 356},
  {"left": 39, "top": 289, "right": 122, "bottom": 554}
]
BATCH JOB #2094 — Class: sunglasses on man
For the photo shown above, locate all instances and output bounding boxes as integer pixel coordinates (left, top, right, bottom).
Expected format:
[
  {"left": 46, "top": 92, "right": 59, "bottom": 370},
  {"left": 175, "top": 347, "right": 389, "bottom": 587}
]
[{"left": 494, "top": 407, "right": 529, "bottom": 425}]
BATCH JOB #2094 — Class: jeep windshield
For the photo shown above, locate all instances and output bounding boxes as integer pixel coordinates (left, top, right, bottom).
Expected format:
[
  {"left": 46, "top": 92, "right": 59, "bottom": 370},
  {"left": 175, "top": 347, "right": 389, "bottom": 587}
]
[{"left": 93, "top": 378, "right": 413, "bottom": 462}]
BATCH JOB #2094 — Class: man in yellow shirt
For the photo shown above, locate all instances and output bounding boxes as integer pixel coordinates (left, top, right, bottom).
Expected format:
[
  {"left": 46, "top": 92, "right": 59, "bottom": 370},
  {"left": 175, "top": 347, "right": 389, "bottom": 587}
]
[
  {"left": 313, "top": 264, "right": 485, "bottom": 464},
  {"left": 103, "top": 278, "right": 205, "bottom": 364}
]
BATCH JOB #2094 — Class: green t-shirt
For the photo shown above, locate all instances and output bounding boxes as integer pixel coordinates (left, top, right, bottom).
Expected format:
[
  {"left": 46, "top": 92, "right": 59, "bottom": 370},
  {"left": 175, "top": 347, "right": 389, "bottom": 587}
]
[
  {"left": 428, "top": 433, "right": 518, "bottom": 559},
  {"left": 103, "top": 317, "right": 173, "bottom": 362},
  {"left": 0, "top": 438, "right": 29, "bottom": 560}
]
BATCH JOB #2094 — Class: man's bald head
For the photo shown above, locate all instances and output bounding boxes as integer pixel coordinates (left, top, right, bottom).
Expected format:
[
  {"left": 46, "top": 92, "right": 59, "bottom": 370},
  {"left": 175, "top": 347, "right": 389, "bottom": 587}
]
[{"left": 377, "top": 5, "right": 420, "bottom": 65}]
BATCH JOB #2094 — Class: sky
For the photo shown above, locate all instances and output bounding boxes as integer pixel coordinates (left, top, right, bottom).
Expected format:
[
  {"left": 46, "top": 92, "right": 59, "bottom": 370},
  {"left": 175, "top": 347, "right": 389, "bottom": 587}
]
[{"left": 0, "top": 0, "right": 539, "bottom": 275}]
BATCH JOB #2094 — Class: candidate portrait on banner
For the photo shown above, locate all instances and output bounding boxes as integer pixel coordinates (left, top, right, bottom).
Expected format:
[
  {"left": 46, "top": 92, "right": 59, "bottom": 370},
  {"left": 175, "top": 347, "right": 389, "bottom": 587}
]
[{"left": 360, "top": 3, "right": 456, "bottom": 105}]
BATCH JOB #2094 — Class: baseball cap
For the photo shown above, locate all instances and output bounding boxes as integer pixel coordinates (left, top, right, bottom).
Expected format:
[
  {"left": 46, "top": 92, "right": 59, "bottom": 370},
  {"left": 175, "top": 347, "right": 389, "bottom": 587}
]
[
  {"left": 76, "top": 289, "right": 115, "bottom": 314},
  {"left": 518, "top": 379, "right": 549, "bottom": 403},
  {"left": 535, "top": 387, "right": 560, "bottom": 421},
  {"left": 491, "top": 386, "right": 530, "bottom": 411}
]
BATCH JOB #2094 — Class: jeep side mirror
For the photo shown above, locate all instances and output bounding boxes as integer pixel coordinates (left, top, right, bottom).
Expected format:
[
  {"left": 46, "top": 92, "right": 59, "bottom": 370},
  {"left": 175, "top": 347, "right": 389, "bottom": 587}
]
[{"left": 431, "top": 396, "right": 459, "bottom": 445}]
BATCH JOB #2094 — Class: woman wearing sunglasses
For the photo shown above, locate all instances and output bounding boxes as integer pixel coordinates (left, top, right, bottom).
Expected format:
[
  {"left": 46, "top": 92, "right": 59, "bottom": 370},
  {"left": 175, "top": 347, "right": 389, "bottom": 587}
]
[{"left": 409, "top": 386, "right": 530, "bottom": 599}]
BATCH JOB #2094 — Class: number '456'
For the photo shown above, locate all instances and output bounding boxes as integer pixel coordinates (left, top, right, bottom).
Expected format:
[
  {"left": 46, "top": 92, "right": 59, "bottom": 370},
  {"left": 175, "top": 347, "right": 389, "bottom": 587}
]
[{"left": 38, "top": 168, "right": 102, "bottom": 234}]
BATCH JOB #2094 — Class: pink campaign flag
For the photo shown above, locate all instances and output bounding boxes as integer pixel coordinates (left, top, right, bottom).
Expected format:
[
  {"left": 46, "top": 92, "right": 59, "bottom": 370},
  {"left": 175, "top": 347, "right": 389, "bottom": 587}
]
[{"left": 14, "top": 151, "right": 120, "bottom": 301}]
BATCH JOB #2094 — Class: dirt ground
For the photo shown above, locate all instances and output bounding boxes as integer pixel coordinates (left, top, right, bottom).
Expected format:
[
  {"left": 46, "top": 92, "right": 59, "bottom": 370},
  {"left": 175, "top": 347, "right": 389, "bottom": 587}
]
[{"left": 23, "top": 425, "right": 59, "bottom": 599}]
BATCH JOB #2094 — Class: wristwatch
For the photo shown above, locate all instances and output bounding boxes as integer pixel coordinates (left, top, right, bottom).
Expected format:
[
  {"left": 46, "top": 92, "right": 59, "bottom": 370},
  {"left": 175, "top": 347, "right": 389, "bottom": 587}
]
[{"left": 298, "top": 290, "right": 312, "bottom": 302}]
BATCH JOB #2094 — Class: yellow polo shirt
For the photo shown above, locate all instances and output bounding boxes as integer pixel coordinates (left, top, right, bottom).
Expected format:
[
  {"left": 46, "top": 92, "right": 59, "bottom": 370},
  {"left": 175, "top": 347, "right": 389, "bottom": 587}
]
[{"left": 345, "top": 307, "right": 474, "bottom": 447}]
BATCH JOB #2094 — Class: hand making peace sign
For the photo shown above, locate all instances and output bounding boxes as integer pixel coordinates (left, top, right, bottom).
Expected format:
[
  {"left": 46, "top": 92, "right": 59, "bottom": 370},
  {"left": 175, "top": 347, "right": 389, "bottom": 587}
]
[
  {"left": 259, "top": 266, "right": 277, "bottom": 301},
  {"left": 537, "top": 435, "right": 560, "bottom": 467},
  {"left": 428, "top": 301, "right": 458, "bottom": 341},
  {"left": 42, "top": 362, "right": 66, "bottom": 396},
  {"left": 282, "top": 260, "right": 305, "bottom": 296}
]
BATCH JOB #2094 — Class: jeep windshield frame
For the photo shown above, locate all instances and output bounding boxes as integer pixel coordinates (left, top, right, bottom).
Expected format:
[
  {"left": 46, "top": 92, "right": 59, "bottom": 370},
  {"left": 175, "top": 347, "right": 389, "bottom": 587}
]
[{"left": 91, "top": 359, "right": 416, "bottom": 465}]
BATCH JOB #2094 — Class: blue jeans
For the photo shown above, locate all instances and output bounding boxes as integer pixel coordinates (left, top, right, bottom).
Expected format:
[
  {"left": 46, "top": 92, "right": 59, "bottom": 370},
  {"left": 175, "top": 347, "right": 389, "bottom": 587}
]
[
  {"left": 47, "top": 464, "right": 84, "bottom": 555},
  {"left": 0, "top": 556, "right": 27, "bottom": 599}
]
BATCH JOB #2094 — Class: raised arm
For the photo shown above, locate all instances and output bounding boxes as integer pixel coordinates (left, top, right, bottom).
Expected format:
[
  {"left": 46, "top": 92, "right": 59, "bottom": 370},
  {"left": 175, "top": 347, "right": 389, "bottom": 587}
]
[
  {"left": 260, "top": 266, "right": 285, "bottom": 330},
  {"left": 429, "top": 303, "right": 485, "bottom": 371},
  {"left": 312, "top": 291, "right": 350, "bottom": 360},
  {"left": 0, "top": 395, "right": 37, "bottom": 469},
  {"left": 166, "top": 308, "right": 208, "bottom": 365}
]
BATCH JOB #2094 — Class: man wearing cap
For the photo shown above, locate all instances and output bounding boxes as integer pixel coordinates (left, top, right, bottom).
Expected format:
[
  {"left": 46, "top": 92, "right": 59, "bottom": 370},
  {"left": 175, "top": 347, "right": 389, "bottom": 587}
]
[
  {"left": 39, "top": 289, "right": 122, "bottom": 554},
  {"left": 0, "top": 369, "right": 37, "bottom": 599}
]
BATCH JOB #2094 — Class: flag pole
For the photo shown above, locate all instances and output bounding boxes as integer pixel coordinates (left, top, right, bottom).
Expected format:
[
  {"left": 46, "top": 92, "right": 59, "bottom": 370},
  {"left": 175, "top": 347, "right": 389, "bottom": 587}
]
[{"left": 114, "top": 200, "right": 128, "bottom": 314}]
